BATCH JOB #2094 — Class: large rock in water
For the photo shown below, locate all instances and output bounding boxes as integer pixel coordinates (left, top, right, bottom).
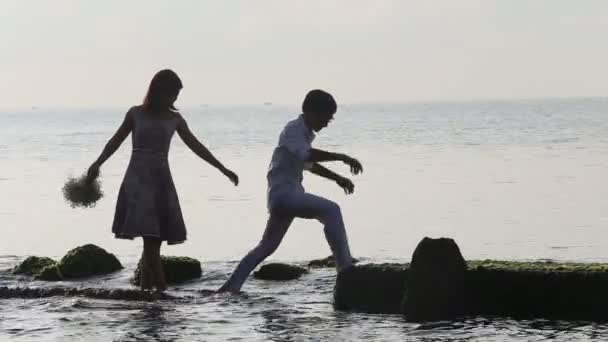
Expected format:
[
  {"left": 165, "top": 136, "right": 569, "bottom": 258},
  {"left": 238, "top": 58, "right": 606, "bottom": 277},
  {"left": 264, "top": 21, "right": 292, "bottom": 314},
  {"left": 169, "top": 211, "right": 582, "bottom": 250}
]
[
  {"left": 132, "top": 256, "right": 202, "bottom": 285},
  {"left": 12, "top": 256, "right": 56, "bottom": 276},
  {"left": 334, "top": 263, "right": 406, "bottom": 314},
  {"left": 58, "top": 244, "right": 123, "bottom": 279},
  {"left": 253, "top": 263, "right": 308, "bottom": 281},
  {"left": 402, "top": 237, "right": 467, "bottom": 322}
]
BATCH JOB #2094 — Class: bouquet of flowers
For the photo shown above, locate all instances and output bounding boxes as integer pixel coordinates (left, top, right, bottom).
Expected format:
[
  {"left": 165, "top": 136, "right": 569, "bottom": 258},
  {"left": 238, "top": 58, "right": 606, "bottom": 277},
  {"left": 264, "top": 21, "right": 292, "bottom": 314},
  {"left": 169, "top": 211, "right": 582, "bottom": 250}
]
[{"left": 62, "top": 173, "right": 103, "bottom": 208}]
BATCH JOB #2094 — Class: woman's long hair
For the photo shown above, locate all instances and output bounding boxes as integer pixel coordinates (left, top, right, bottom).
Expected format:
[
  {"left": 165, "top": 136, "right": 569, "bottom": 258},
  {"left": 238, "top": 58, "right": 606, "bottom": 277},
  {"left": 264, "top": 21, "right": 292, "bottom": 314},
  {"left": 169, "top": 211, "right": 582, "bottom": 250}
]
[{"left": 142, "top": 69, "right": 183, "bottom": 113}]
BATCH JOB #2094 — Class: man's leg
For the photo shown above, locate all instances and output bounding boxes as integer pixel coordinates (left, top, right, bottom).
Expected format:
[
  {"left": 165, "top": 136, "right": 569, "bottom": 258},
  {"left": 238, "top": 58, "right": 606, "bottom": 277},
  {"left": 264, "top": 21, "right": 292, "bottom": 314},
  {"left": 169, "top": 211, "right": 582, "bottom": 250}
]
[
  {"left": 218, "top": 214, "right": 294, "bottom": 293},
  {"left": 282, "top": 192, "right": 353, "bottom": 272}
]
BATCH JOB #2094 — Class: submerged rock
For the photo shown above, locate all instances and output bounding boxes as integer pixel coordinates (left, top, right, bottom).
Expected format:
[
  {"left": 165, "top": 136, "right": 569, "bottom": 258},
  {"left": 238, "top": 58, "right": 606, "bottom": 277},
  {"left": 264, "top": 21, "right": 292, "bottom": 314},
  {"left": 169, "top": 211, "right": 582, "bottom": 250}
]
[
  {"left": 12, "top": 256, "right": 56, "bottom": 276},
  {"left": 36, "top": 265, "right": 63, "bottom": 281},
  {"left": 58, "top": 244, "right": 123, "bottom": 279},
  {"left": 403, "top": 237, "right": 467, "bottom": 322},
  {"left": 253, "top": 263, "right": 308, "bottom": 281},
  {"left": 0, "top": 286, "right": 176, "bottom": 301},
  {"left": 132, "top": 256, "right": 202, "bottom": 285},
  {"left": 308, "top": 256, "right": 359, "bottom": 268},
  {"left": 334, "top": 263, "right": 406, "bottom": 314}
]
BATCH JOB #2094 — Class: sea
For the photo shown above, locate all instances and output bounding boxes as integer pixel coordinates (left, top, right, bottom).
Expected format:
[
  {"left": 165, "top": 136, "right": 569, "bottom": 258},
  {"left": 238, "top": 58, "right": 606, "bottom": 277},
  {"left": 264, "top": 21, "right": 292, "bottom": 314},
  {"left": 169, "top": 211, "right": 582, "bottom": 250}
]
[{"left": 1, "top": 98, "right": 607, "bottom": 341}]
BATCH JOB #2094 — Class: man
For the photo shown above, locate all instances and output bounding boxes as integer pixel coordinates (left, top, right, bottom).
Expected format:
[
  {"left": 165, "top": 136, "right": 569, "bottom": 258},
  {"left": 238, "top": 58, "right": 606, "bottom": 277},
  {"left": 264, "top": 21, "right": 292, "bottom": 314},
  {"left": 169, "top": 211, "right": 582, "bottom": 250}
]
[{"left": 218, "top": 89, "right": 363, "bottom": 292}]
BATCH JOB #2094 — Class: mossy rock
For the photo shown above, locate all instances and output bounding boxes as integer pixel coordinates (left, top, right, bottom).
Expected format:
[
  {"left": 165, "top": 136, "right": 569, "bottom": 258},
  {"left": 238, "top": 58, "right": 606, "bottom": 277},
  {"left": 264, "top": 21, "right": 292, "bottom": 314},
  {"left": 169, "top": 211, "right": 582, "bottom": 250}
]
[
  {"left": 12, "top": 256, "right": 56, "bottom": 276},
  {"left": 308, "top": 256, "right": 360, "bottom": 268},
  {"left": 132, "top": 256, "right": 202, "bottom": 285},
  {"left": 58, "top": 244, "right": 123, "bottom": 279},
  {"left": 35, "top": 265, "right": 63, "bottom": 281},
  {"left": 468, "top": 260, "right": 608, "bottom": 273},
  {"left": 253, "top": 263, "right": 308, "bottom": 281},
  {"left": 465, "top": 259, "right": 608, "bottom": 320}
]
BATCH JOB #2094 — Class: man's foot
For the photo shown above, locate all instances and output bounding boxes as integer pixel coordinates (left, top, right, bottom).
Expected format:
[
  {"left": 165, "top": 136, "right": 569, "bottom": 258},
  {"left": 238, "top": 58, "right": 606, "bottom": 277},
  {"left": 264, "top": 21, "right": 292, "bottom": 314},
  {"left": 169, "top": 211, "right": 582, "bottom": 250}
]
[{"left": 216, "top": 283, "right": 240, "bottom": 294}]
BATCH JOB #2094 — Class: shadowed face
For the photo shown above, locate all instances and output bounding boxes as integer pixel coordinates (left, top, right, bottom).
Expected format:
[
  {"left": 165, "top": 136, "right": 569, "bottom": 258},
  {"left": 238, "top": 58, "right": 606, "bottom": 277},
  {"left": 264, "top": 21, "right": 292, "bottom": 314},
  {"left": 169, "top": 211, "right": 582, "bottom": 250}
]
[
  {"left": 309, "top": 112, "right": 335, "bottom": 132},
  {"left": 162, "top": 89, "right": 181, "bottom": 109}
]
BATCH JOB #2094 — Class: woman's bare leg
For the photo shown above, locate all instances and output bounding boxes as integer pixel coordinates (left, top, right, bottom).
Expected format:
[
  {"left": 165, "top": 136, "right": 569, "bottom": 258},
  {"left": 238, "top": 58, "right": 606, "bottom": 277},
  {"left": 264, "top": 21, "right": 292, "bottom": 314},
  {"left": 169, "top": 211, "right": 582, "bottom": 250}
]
[
  {"left": 143, "top": 238, "right": 166, "bottom": 292},
  {"left": 140, "top": 244, "right": 153, "bottom": 290}
]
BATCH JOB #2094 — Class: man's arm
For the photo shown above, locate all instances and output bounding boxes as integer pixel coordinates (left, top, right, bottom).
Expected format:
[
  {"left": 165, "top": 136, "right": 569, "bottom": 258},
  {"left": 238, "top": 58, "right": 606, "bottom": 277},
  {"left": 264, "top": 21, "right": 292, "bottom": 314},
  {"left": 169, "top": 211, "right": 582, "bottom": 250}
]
[
  {"left": 309, "top": 163, "right": 355, "bottom": 194},
  {"left": 308, "top": 148, "right": 363, "bottom": 175}
]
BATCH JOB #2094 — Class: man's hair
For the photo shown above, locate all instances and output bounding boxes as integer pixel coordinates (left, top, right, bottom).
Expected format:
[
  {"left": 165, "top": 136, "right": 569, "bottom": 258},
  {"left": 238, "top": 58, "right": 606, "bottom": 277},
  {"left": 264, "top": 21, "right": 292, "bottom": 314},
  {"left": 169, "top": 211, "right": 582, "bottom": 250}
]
[{"left": 302, "top": 89, "right": 337, "bottom": 115}]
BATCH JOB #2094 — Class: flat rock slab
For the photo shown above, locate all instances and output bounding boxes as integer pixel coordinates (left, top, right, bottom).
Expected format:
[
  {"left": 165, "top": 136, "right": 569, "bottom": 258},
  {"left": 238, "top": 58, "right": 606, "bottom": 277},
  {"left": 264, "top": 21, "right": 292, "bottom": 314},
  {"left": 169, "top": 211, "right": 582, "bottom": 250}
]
[
  {"left": 334, "top": 263, "right": 407, "bottom": 314},
  {"left": 466, "top": 261, "right": 608, "bottom": 321},
  {"left": 0, "top": 286, "right": 177, "bottom": 301}
]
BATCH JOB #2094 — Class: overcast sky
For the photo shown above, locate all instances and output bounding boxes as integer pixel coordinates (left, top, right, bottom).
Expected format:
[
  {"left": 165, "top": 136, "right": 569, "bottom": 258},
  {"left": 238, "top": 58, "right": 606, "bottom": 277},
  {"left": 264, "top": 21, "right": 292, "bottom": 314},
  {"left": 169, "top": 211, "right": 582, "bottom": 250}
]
[{"left": 1, "top": 0, "right": 606, "bottom": 107}]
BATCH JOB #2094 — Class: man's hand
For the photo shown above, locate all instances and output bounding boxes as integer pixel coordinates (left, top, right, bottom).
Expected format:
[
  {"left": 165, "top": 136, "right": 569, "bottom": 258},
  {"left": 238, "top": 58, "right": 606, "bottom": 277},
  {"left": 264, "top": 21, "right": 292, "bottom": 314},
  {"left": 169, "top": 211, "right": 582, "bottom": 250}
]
[
  {"left": 336, "top": 176, "right": 355, "bottom": 195},
  {"left": 341, "top": 155, "right": 363, "bottom": 175}
]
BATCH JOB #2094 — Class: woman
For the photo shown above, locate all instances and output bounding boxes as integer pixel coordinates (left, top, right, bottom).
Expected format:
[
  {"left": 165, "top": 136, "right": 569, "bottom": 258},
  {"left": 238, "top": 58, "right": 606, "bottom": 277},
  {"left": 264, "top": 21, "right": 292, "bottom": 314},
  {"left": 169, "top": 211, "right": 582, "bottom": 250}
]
[{"left": 87, "top": 69, "right": 238, "bottom": 293}]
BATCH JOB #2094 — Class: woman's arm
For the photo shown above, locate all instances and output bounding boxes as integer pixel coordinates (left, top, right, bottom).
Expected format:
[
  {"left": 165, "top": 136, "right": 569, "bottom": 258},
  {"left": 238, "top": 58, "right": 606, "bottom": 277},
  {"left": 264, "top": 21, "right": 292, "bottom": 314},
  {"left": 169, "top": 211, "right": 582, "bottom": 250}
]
[
  {"left": 87, "top": 108, "right": 134, "bottom": 181},
  {"left": 176, "top": 115, "right": 239, "bottom": 185}
]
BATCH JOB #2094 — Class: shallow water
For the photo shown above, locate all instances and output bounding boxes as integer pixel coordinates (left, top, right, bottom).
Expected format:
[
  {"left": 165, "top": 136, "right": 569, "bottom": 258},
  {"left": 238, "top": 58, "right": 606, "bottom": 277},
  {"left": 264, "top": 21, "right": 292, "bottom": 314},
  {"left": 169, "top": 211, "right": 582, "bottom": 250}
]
[
  {"left": 1, "top": 99, "right": 608, "bottom": 340},
  {"left": 2, "top": 256, "right": 608, "bottom": 341}
]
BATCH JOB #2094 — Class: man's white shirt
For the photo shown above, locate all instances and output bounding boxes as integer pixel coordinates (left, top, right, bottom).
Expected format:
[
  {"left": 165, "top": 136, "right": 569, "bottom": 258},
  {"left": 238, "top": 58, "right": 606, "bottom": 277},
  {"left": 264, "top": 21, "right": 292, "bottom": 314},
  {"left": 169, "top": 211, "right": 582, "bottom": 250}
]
[{"left": 266, "top": 115, "right": 315, "bottom": 209}]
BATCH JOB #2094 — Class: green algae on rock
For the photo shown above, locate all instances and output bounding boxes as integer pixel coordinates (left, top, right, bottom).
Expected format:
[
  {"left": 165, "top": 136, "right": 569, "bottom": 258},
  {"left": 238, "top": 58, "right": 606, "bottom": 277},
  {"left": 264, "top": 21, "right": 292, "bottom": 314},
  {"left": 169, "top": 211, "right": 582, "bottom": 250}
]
[
  {"left": 12, "top": 256, "right": 56, "bottom": 276},
  {"left": 36, "top": 264, "right": 63, "bottom": 281},
  {"left": 58, "top": 244, "right": 123, "bottom": 279}
]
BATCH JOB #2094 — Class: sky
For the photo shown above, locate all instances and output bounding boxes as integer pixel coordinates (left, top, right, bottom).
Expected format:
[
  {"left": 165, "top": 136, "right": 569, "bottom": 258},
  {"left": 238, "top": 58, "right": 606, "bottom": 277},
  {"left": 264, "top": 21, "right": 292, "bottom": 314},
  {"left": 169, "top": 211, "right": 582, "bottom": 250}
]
[{"left": 0, "top": 0, "right": 607, "bottom": 107}]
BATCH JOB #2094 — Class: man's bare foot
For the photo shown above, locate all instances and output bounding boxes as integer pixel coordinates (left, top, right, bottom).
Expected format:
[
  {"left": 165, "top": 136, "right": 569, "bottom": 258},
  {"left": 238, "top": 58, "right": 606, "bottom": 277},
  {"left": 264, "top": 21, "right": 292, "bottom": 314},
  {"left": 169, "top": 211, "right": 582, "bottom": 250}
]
[{"left": 216, "top": 284, "right": 239, "bottom": 294}]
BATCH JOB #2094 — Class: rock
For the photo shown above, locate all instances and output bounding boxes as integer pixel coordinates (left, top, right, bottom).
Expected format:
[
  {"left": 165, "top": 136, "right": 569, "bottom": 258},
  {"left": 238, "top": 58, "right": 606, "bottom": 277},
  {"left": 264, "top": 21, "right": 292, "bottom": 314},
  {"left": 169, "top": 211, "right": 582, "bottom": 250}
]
[
  {"left": 402, "top": 237, "right": 467, "bottom": 322},
  {"left": 12, "top": 256, "right": 56, "bottom": 276},
  {"left": 132, "top": 256, "right": 202, "bottom": 285},
  {"left": 465, "top": 260, "right": 608, "bottom": 321},
  {"left": 331, "top": 237, "right": 608, "bottom": 321},
  {"left": 0, "top": 286, "right": 177, "bottom": 301},
  {"left": 58, "top": 244, "right": 123, "bottom": 279},
  {"left": 36, "top": 265, "right": 63, "bottom": 281},
  {"left": 308, "top": 256, "right": 360, "bottom": 268},
  {"left": 334, "top": 263, "right": 406, "bottom": 314},
  {"left": 253, "top": 263, "right": 308, "bottom": 281}
]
